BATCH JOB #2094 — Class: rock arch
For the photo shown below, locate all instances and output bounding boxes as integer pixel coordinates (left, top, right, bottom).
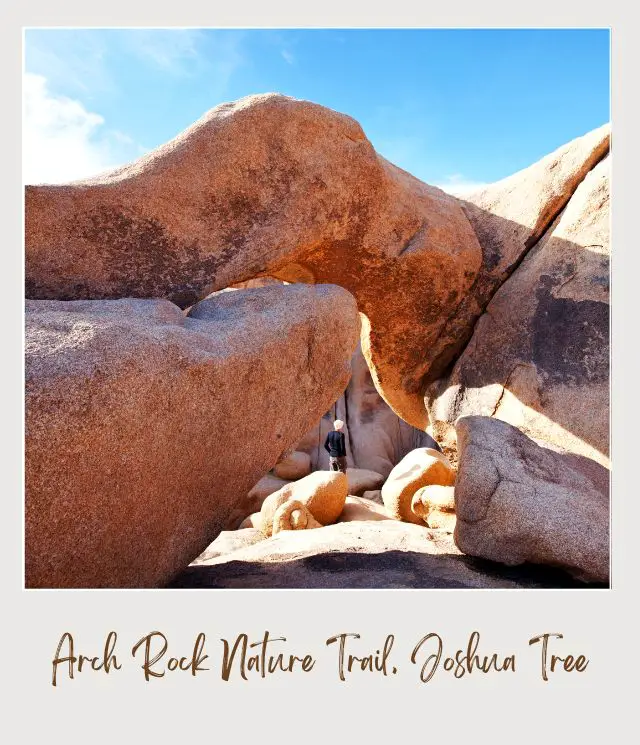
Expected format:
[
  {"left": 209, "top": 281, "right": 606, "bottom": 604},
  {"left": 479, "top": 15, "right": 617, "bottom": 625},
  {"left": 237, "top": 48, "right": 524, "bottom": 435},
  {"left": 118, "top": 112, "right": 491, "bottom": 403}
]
[{"left": 25, "top": 93, "right": 482, "bottom": 429}]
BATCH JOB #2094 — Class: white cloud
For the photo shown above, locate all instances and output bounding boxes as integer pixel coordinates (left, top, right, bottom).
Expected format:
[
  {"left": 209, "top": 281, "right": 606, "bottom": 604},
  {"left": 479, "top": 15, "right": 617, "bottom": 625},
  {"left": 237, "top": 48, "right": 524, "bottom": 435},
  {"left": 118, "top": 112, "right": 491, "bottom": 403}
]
[
  {"left": 26, "top": 29, "right": 246, "bottom": 99},
  {"left": 23, "top": 73, "right": 132, "bottom": 184},
  {"left": 281, "top": 49, "right": 295, "bottom": 65},
  {"left": 126, "top": 29, "right": 203, "bottom": 75},
  {"left": 22, "top": 29, "right": 248, "bottom": 184},
  {"left": 25, "top": 30, "right": 117, "bottom": 97},
  {"left": 207, "top": 33, "right": 246, "bottom": 94},
  {"left": 374, "top": 135, "right": 429, "bottom": 174},
  {"left": 434, "top": 174, "right": 490, "bottom": 195}
]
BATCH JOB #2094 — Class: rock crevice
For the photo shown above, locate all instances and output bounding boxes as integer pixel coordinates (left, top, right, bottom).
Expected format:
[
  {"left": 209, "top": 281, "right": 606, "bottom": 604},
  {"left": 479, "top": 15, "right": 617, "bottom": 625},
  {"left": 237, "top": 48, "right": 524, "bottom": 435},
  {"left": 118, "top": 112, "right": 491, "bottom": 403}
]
[{"left": 427, "top": 133, "right": 610, "bottom": 468}]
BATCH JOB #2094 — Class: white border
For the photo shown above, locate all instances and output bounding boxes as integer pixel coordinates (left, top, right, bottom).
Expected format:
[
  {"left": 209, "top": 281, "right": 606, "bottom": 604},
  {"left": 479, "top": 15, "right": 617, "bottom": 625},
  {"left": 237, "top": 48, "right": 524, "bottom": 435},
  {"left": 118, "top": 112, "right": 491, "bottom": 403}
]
[{"left": 5, "top": 3, "right": 635, "bottom": 742}]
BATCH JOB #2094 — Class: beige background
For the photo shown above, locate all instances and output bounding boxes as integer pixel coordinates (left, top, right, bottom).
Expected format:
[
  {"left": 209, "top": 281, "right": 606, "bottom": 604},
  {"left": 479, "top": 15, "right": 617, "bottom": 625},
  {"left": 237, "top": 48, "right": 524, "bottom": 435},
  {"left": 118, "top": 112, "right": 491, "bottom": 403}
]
[{"left": 5, "top": 3, "right": 633, "bottom": 742}]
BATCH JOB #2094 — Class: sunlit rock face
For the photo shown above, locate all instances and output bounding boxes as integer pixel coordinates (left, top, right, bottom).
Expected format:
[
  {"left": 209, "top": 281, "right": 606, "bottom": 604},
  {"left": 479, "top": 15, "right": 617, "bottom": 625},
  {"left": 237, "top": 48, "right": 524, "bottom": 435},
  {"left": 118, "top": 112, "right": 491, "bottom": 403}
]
[
  {"left": 454, "top": 416, "right": 609, "bottom": 584},
  {"left": 25, "top": 92, "right": 482, "bottom": 430},
  {"left": 428, "top": 132, "right": 610, "bottom": 468}
]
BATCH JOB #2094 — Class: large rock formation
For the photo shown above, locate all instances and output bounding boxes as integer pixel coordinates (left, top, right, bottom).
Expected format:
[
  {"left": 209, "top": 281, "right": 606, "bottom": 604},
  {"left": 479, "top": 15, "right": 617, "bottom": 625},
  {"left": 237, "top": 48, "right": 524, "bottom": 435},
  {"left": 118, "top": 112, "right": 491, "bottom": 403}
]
[
  {"left": 25, "top": 92, "right": 482, "bottom": 429},
  {"left": 454, "top": 416, "right": 609, "bottom": 583},
  {"left": 25, "top": 283, "right": 359, "bottom": 588},
  {"left": 428, "top": 134, "right": 610, "bottom": 467},
  {"left": 24, "top": 87, "right": 610, "bottom": 590},
  {"left": 428, "top": 124, "right": 610, "bottom": 374}
]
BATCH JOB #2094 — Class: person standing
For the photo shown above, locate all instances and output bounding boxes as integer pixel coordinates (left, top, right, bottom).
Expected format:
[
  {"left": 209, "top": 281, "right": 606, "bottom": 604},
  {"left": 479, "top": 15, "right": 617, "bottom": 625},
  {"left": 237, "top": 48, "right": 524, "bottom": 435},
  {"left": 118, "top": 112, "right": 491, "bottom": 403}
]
[{"left": 324, "top": 419, "right": 347, "bottom": 473}]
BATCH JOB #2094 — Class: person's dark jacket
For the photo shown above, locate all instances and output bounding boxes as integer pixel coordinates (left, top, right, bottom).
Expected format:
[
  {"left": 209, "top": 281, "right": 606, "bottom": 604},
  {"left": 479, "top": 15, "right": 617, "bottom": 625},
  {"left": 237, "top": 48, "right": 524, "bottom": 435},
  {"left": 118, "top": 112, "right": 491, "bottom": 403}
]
[{"left": 324, "top": 430, "right": 346, "bottom": 457}]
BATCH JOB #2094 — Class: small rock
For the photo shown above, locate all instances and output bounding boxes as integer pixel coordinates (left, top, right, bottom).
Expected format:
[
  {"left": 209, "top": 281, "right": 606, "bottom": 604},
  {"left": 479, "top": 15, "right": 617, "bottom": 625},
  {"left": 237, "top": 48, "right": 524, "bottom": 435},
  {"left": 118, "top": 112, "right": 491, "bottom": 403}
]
[
  {"left": 238, "top": 512, "right": 262, "bottom": 529},
  {"left": 346, "top": 467, "right": 385, "bottom": 496},
  {"left": 339, "top": 496, "right": 391, "bottom": 523},
  {"left": 259, "top": 470, "right": 349, "bottom": 536},
  {"left": 274, "top": 451, "right": 312, "bottom": 480},
  {"left": 273, "top": 499, "right": 322, "bottom": 534},
  {"left": 381, "top": 448, "right": 456, "bottom": 524},
  {"left": 362, "top": 489, "right": 383, "bottom": 505},
  {"left": 411, "top": 485, "right": 456, "bottom": 532}
]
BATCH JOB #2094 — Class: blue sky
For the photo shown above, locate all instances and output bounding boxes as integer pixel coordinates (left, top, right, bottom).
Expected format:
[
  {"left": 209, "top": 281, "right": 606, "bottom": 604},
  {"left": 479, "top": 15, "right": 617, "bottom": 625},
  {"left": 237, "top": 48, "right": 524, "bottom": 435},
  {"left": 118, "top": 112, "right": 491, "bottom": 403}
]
[{"left": 23, "top": 28, "right": 610, "bottom": 190}]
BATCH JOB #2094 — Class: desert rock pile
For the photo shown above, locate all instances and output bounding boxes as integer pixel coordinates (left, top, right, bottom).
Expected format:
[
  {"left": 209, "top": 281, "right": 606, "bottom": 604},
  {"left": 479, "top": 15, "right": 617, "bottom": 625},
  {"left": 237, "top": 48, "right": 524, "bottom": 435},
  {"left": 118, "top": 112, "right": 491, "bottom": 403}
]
[{"left": 24, "top": 92, "right": 610, "bottom": 588}]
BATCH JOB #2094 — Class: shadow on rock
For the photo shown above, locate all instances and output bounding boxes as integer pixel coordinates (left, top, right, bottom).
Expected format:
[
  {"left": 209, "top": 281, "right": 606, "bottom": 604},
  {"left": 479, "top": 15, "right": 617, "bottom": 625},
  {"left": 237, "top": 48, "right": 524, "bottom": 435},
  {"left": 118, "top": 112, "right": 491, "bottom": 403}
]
[{"left": 167, "top": 550, "right": 603, "bottom": 590}]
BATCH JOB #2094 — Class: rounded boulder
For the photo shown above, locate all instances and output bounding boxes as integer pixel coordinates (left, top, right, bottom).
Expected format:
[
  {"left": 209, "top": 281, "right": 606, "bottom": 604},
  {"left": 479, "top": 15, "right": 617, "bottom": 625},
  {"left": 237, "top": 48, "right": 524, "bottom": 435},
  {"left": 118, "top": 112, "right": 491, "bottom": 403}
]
[
  {"left": 259, "top": 470, "right": 349, "bottom": 536},
  {"left": 273, "top": 451, "right": 312, "bottom": 480},
  {"left": 346, "top": 468, "right": 385, "bottom": 496},
  {"left": 381, "top": 448, "right": 456, "bottom": 524},
  {"left": 338, "top": 496, "right": 391, "bottom": 523}
]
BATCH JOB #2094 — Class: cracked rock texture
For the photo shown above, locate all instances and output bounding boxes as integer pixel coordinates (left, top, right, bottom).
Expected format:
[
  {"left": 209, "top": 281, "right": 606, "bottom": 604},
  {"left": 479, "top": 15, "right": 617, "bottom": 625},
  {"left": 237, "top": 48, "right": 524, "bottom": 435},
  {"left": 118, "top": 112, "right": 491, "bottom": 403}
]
[
  {"left": 428, "top": 135, "right": 610, "bottom": 468},
  {"left": 454, "top": 416, "right": 609, "bottom": 583},
  {"left": 25, "top": 284, "right": 359, "bottom": 588},
  {"left": 429, "top": 124, "right": 609, "bottom": 374}
]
